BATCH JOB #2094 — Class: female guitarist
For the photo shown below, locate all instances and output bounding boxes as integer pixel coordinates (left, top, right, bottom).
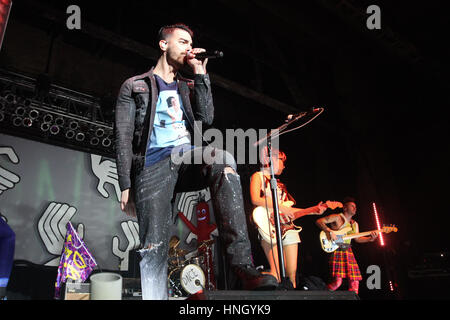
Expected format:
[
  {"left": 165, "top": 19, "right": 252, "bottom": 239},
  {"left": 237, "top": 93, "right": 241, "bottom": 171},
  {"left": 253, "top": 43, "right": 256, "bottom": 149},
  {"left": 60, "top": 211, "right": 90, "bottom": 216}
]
[{"left": 249, "top": 149, "right": 327, "bottom": 288}]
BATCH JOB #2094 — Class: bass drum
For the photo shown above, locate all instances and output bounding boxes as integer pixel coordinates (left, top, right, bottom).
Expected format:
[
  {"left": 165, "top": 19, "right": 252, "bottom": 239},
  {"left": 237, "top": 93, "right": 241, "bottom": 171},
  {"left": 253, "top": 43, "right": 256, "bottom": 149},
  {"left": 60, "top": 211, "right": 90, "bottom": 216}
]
[{"left": 168, "top": 264, "right": 205, "bottom": 297}]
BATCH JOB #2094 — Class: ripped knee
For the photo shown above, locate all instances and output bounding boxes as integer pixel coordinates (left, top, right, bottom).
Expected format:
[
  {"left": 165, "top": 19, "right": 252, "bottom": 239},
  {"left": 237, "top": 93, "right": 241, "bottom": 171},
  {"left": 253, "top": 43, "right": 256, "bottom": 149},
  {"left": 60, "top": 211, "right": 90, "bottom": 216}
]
[{"left": 139, "top": 241, "right": 164, "bottom": 252}]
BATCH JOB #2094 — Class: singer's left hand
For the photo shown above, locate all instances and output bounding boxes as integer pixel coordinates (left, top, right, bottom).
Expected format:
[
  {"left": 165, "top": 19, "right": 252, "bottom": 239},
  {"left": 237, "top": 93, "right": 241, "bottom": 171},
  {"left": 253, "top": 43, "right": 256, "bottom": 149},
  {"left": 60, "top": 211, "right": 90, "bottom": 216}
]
[{"left": 186, "top": 48, "right": 208, "bottom": 74}]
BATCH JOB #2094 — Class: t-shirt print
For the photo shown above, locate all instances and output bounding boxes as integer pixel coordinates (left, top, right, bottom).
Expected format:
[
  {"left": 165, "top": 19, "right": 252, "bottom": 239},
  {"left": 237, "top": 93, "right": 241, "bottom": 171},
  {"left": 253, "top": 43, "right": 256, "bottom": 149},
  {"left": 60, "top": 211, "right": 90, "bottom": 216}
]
[{"left": 149, "top": 86, "right": 190, "bottom": 149}]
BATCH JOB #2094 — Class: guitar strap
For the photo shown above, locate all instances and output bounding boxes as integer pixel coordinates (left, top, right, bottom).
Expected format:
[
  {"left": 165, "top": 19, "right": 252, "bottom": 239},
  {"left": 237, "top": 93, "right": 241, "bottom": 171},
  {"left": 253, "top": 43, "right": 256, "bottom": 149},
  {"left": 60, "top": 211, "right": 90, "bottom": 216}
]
[
  {"left": 340, "top": 213, "right": 349, "bottom": 226},
  {"left": 339, "top": 214, "right": 356, "bottom": 246},
  {"left": 259, "top": 171, "right": 286, "bottom": 203}
]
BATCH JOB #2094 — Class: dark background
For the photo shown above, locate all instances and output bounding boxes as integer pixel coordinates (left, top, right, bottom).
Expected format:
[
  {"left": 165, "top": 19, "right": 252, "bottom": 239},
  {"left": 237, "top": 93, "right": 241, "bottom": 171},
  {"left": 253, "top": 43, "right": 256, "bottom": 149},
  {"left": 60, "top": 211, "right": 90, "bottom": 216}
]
[{"left": 1, "top": 0, "right": 449, "bottom": 299}]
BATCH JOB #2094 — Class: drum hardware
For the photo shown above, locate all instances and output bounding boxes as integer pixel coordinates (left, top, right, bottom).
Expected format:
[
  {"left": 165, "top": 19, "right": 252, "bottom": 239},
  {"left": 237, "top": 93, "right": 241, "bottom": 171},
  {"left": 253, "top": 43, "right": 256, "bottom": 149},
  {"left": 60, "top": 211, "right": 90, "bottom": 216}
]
[
  {"left": 169, "top": 236, "right": 180, "bottom": 249},
  {"left": 198, "top": 239, "right": 214, "bottom": 251},
  {"left": 168, "top": 248, "right": 187, "bottom": 266},
  {"left": 189, "top": 255, "right": 204, "bottom": 267},
  {"left": 168, "top": 236, "right": 188, "bottom": 269},
  {"left": 199, "top": 239, "right": 216, "bottom": 290},
  {"left": 167, "top": 237, "right": 217, "bottom": 296}
]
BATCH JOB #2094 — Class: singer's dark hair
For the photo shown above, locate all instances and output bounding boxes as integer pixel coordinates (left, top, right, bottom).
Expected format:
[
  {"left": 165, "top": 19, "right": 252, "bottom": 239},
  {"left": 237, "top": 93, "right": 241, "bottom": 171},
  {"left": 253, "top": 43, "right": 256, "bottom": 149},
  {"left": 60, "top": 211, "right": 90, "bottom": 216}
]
[{"left": 158, "top": 23, "right": 194, "bottom": 41}]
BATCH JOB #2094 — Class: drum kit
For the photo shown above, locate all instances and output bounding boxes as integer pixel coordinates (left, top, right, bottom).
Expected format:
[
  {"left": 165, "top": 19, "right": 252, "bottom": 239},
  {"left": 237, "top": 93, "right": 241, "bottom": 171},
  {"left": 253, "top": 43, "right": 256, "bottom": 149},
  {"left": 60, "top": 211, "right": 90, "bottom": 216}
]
[{"left": 167, "top": 236, "right": 216, "bottom": 298}]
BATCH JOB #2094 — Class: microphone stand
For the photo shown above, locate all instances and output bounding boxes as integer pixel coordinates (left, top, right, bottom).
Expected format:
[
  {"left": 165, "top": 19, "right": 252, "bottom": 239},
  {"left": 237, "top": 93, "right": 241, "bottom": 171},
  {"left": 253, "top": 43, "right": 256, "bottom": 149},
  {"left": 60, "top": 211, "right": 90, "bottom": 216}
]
[
  {"left": 253, "top": 110, "right": 322, "bottom": 290},
  {"left": 266, "top": 137, "right": 292, "bottom": 290}
]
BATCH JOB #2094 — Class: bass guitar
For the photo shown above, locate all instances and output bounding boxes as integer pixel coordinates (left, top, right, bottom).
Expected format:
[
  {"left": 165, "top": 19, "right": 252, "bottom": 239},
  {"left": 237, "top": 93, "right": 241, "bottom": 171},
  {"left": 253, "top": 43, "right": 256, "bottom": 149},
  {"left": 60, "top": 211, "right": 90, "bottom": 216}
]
[{"left": 319, "top": 225, "right": 398, "bottom": 253}]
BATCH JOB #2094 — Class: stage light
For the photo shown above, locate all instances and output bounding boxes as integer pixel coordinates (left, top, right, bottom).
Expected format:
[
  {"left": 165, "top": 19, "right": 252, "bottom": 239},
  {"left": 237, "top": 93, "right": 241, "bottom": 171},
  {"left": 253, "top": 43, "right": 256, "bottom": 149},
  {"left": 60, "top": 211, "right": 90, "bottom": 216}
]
[
  {"left": 15, "top": 106, "right": 25, "bottom": 117},
  {"left": 22, "top": 117, "right": 33, "bottom": 127},
  {"left": 95, "top": 128, "right": 104, "bottom": 137},
  {"left": 90, "top": 137, "right": 99, "bottom": 146},
  {"left": 1, "top": 71, "right": 115, "bottom": 157},
  {"left": 69, "top": 120, "right": 79, "bottom": 130},
  {"left": 12, "top": 116, "right": 22, "bottom": 126},
  {"left": 65, "top": 130, "right": 75, "bottom": 139},
  {"left": 4, "top": 92, "right": 15, "bottom": 105},
  {"left": 102, "top": 138, "right": 111, "bottom": 147},
  {"left": 43, "top": 114, "right": 53, "bottom": 123},
  {"left": 372, "top": 202, "right": 385, "bottom": 246},
  {"left": 75, "top": 132, "right": 85, "bottom": 141},
  {"left": 29, "top": 109, "right": 39, "bottom": 119},
  {"left": 40, "top": 122, "right": 50, "bottom": 132},
  {"left": 55, "top": 117, "right": 65, "bottom": 126},
  {"left": 50, "top": 124, "right": 60, "bottom": 135}
]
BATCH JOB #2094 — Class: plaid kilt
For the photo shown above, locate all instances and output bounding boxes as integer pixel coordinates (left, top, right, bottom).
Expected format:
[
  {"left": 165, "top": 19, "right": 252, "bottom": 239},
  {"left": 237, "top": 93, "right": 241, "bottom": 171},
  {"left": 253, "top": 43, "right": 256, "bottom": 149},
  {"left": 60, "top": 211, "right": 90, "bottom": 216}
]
[{"left": 329, "top": 247, "right": 362, "bottom": 281}]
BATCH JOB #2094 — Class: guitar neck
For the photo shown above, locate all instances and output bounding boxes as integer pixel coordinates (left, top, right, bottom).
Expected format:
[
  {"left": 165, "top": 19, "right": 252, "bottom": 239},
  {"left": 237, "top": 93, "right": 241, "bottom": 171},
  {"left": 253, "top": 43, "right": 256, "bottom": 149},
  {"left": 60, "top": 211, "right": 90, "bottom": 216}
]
[{"left": 342, "top": 229, "right": 381, "bottom": 241}]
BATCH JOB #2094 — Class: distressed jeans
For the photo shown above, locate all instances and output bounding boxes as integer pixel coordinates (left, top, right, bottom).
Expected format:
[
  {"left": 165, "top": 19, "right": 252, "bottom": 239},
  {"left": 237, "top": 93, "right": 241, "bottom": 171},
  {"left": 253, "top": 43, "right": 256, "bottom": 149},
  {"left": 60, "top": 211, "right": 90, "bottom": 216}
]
[{"left": 134, "top": 146, "right": 253, "bottom": 300}]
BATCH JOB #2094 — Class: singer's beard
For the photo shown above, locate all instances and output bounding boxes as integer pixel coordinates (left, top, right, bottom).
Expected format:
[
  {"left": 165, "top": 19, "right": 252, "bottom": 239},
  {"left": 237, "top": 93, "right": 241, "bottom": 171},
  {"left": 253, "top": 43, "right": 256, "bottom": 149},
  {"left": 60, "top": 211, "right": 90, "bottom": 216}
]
[{"left": 166, "top": 52, "right": 185, "bottom": 71}]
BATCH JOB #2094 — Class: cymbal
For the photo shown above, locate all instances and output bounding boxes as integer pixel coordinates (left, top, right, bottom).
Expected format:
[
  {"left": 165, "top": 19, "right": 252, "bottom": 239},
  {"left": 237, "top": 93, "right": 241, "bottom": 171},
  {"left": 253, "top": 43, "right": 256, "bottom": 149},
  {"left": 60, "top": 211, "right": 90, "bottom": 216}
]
[
  {"left": 169, "top": 236, "right": 180, "bottom": 249},
  {"left": 169, "top": 247, "right": 187, "bottom": 257}
]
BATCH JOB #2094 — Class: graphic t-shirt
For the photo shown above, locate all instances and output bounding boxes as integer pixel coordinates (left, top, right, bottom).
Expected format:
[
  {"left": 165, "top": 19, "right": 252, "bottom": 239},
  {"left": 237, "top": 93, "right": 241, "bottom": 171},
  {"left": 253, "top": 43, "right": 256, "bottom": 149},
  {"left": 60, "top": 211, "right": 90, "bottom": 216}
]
[{"left": 145, "top": 75, "right": 191, "bottom": 167}]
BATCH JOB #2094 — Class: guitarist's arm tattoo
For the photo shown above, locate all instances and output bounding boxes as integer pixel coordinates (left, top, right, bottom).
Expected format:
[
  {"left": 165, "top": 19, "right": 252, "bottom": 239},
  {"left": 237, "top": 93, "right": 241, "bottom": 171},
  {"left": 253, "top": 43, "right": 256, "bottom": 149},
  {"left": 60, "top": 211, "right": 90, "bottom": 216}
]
[
  {"left": 316, "top": 214, "right": 340, "bottom": 232},
  {"left": 317, "top": 214, "right": 343, "bottom": 241}
]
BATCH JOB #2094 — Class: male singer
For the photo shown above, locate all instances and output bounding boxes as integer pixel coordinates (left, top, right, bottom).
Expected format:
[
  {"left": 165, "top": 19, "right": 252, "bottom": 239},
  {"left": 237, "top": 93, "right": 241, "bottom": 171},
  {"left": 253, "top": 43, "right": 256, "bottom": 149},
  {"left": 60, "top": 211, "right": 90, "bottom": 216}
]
[{"left": 114, "top": 23, "right": 277, "bottom": 299}]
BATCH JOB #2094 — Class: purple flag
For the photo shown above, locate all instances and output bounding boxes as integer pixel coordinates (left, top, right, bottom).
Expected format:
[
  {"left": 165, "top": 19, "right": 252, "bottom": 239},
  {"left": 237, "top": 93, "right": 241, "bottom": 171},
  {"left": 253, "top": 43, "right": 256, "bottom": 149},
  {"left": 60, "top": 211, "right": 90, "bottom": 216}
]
[{"left": 54, "top": 222, "right": 97, "bottom": 299}]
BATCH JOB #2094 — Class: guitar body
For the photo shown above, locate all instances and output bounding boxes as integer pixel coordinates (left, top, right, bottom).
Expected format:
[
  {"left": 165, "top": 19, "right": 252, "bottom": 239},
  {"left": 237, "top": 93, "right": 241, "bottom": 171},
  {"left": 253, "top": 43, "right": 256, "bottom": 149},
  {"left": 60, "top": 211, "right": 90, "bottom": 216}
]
[
  {"left": 319, "top": 225, "right": 398, "bottom": 253},
  {"left": 252, "top": 206, "right": 302, "bottom": 243},
  {"left": 319, "top": 227, "right": 352, "bottom": 253}
]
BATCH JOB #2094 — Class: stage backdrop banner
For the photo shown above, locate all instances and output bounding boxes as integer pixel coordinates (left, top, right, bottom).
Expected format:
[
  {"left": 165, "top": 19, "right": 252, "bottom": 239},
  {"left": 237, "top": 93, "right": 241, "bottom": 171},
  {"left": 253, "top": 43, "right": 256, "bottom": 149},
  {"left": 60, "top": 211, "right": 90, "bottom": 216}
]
[{"left": 0, "top": 133, "right": 218, "bottom": 272}]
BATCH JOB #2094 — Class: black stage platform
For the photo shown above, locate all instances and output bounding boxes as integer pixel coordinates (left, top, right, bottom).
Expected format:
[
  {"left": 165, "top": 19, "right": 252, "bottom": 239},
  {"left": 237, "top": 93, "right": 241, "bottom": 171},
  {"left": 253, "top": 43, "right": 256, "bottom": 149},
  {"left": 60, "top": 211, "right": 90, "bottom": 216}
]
[
  {"left": 6, "top": 263, "right": 359, "bottom": 300},
  {"left": 121, "top": 278, "right": 359, "bottom": 300},
  {"left": 185, "top": 290, "right": 359, "bottom": 300}
]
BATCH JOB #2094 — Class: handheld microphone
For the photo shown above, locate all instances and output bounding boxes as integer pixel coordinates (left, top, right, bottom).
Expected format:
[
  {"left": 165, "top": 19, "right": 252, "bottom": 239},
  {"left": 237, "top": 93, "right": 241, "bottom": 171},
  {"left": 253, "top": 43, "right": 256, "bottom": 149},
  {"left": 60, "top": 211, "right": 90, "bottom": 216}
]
[{"left": 194, "top": 50, "right": 224, "bottom": 59}]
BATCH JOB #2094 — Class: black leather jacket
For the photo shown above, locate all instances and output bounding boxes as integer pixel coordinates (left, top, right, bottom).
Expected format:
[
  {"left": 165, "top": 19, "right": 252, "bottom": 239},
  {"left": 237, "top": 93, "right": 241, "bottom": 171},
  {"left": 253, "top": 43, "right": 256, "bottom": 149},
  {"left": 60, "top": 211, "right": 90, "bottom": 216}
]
[{"left": 114, "top": 67, "right": 214, "bottom": 192}]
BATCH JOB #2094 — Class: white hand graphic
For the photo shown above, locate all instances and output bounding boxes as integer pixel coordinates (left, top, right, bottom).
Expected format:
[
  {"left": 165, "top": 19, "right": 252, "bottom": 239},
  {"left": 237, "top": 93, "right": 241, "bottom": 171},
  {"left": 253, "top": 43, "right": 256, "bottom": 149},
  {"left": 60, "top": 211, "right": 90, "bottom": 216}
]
[
  {"left": 0, "top": 146, "right": 20, "bottom": 195},
  {"left": 38, "top": 202, "right": 84, "bottom": 266},
  {"left": 112, "top": 220, "right": 140, "bottom": 271},
  {"left": 90, "top": 154, "right": 121, "bottom": 202}
]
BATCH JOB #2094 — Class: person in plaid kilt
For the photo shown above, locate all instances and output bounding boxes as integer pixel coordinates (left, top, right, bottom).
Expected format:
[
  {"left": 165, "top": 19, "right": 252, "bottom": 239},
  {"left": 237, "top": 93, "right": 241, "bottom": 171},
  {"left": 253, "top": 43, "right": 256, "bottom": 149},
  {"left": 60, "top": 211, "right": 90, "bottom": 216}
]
[{"left": 316, "top": 197, "right": 378, "bottom": 294}]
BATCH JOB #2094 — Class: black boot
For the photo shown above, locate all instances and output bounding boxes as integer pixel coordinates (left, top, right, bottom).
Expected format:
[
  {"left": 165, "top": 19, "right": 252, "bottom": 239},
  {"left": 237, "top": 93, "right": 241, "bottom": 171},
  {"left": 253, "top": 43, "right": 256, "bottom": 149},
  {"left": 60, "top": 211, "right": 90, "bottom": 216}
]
[
  {"left": 232, "top": 264, "right": 278, "bottom": 290},
  {"left": 204, "top": 154, "right": 276, "bottom": 291}
]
